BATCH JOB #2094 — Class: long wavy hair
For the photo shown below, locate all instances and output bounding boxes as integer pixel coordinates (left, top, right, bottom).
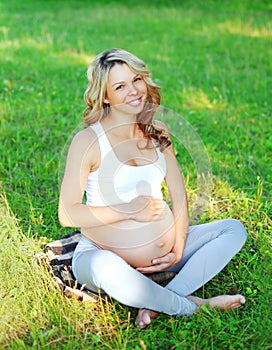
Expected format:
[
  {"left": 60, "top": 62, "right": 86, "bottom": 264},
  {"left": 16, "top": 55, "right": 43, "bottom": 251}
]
[{"left": 84, "top": 48, "right": 171, "bottom": 151}]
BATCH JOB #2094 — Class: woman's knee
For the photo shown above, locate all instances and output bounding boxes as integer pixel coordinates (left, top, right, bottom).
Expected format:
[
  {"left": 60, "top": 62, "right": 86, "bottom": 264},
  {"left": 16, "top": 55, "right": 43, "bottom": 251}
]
[
  {"left": 226, "top": 218, "right": 248, "bottom": 245},
  {"left": 89, "top": 250, "right": 129, "bottom": 282},
  {"left": 74, "top": 249, "right": 125, "bottom": 289}
]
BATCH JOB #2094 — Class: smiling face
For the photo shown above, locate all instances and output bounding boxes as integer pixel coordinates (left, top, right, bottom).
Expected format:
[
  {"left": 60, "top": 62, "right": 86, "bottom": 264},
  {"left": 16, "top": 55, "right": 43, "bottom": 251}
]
[{"left": 104, "top": 63, "right": 148, "bottom": 117}]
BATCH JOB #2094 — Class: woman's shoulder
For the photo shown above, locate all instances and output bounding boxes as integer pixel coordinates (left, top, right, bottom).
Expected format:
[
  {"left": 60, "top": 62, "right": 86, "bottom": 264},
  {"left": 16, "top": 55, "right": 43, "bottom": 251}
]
[
  {"left": 73, "top": 124, "right": 99, "bottom": 142},
  {"left": 69, "top": 126, "right": 100, "bottom": 154}
]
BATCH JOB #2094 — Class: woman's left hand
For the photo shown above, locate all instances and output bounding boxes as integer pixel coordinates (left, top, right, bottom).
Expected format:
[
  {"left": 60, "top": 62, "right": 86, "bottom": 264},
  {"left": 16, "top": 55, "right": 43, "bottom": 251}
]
[{"left": 136, "top": 251, "right": 179, "bottom": 274}]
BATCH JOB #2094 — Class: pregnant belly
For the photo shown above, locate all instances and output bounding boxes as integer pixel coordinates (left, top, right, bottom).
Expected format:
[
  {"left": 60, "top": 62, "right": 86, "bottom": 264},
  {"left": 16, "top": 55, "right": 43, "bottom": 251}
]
[{"left": 82, "top": 204, "right": 175, "bottom": 268}]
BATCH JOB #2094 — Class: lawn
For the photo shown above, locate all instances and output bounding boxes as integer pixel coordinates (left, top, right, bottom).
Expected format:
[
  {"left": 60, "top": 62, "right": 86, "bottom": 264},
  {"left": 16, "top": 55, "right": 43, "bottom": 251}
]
[{"left": 0, "top": 0, "right": 271, "bottom": 348}]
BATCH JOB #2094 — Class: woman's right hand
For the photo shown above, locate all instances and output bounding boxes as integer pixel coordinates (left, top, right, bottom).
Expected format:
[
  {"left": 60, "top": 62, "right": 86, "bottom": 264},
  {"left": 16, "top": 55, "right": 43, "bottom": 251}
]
[{"left": 127, "top": 196, "right": 167, "bottom": 222}]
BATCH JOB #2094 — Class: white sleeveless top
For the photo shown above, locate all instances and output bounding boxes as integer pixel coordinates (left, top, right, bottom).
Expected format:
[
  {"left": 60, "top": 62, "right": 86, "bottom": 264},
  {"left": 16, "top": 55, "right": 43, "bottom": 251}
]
[{"left": 85, "top": 122, "right": 167, "bottom": 207}]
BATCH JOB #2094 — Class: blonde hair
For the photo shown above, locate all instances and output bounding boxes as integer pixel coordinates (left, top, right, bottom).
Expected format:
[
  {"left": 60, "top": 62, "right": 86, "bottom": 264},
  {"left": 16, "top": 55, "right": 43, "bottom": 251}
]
[{"left": 83, "top": 48, "right": 171, "bottom": 150}]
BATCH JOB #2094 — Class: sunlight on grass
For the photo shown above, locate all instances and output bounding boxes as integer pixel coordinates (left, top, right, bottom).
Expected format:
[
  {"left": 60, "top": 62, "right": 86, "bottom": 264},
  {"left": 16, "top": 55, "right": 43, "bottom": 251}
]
[
  {"left": 0, "top": 37, "right": 49, "bottom": 52},
  {"left": 0, "top": 37, "right": 94, "bottom": 66},
  {"left": 217, "top": 20, "right": 271, "bottom": 39},
  {"left": 0, "top": 100, "right": 9, "bottom": 122},
  {"left": 200, "top": 177, "right": 272, "bottom": 262},
  {"left": 182, "top": 87, "right": 226, "bottom": 110},
  {"left": 0, "top": 26, "right": 10, "bottom": 38},
  {"left": 191, "top": 19, "right": 271, "bottom": 39},
  {"left": 0, "top": 192, "right": 71, "bottom": 343},
  {"left": 0, "top": 192, "right": 132, "bottom": 348},
  {"left": 0, "top": 192, "right": 58, "bottom": 342},
  {"left": 54, "top": 49, "right": 95, "bottom": 66},
  {"left": 155, "top": 53, "right": 171, "bottom": 63}
]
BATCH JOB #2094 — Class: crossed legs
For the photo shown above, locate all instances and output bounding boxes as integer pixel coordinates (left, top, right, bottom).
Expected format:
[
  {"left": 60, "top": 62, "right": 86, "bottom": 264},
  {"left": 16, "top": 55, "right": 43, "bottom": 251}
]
[{"left": 72, "top": 219, "right": 247, "bottom": 328}]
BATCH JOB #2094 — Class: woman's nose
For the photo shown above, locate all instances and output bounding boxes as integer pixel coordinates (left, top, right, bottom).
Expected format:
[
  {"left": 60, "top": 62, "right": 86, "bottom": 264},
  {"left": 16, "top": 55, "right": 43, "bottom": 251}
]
[{"left": 128, "top": 84, "right": 137, "bottom": 95}]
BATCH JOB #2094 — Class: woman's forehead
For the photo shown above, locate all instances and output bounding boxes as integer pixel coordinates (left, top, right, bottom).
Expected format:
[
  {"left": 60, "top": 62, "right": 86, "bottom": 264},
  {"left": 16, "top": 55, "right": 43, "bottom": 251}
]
[{"left": 108, "top": 63, "right": 136, "bottom": 85}]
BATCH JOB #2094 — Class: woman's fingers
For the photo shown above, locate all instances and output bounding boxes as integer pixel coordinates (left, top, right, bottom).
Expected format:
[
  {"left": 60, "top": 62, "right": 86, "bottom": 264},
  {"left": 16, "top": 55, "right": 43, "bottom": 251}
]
[
  {"left": 128, "top": 196, "right": 166, "bottom": 222},
  {"left": 136, "top": 253, "right": 176, "bottom": 273},
  {"left": 152, "top": 252, "right": 175, "bottom": 265}
]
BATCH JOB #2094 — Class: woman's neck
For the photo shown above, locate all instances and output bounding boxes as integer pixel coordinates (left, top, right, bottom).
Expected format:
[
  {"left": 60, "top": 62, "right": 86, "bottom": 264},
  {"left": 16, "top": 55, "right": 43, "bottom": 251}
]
[{"left": 101, "top": 111, "right": 140, "bottom": 139}]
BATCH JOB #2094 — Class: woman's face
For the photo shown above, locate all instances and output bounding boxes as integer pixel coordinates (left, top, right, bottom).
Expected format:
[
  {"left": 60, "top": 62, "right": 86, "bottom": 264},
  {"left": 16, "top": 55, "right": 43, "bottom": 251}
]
[{"left": 104, "top": 63, "right": 147, "bottom": 116}]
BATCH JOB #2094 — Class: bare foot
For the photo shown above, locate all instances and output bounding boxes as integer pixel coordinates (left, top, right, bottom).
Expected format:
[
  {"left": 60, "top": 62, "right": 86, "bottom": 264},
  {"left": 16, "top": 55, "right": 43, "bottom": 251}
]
[
  {"left": 187, "top": 294, "right": 246, "bottom": 312},
  {"left": 135, "top": 308, "right": 158, "bottom": 329}
]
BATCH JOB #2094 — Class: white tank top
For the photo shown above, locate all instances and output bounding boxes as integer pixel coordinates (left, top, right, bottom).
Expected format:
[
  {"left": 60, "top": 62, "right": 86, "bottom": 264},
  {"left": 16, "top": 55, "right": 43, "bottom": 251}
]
[{"left": 85, "top": 122, "right": 166, "bottom": 207}]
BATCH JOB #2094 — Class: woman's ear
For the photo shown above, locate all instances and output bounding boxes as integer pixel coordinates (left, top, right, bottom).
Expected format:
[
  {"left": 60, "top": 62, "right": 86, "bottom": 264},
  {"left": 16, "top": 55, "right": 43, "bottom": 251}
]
[{"left": 104, "top": 98, "right": 109, "bottom": 104}]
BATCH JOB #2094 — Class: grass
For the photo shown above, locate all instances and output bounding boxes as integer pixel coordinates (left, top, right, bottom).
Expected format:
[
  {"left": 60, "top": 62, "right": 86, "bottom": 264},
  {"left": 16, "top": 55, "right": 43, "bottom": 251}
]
[{"left": 0, "top": 0, "right": 271, "bottom": 348}]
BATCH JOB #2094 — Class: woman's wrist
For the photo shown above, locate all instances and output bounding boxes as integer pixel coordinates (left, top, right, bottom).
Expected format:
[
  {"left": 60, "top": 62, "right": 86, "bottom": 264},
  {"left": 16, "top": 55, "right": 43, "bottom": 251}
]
[
  {"left": 118, "top": 202, "right": 135, "bottom": 220},
  {"left": 173, "top": 234, "right": 186, "bottom": 260}
]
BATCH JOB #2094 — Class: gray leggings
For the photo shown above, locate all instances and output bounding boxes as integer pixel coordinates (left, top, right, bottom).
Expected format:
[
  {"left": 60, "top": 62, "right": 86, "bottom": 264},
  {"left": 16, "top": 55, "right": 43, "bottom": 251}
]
[{"left": 72, "top": 219, "right": 247, "bottom": 316}]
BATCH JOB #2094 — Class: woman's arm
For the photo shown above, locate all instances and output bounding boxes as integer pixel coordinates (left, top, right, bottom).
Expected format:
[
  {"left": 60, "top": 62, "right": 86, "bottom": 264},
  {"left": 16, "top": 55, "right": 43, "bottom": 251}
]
[
  {"left": 137, "top": 122, "right": 189, "bottom": 273},
  {"left": 59, "top": 129, "right": 165, "bottom": 228},
  {"left": 156, "top": 121, "right": 189, "bottom": 259},
  {"left": 164, "top": 145, "right": 189, "bottom": 261}
]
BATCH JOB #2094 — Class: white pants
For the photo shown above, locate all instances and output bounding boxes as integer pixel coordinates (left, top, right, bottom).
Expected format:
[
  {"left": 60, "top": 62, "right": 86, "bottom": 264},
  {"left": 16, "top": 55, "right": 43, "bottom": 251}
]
[{"left": 72, "top": 219, "right": 247, "bottom": 316}]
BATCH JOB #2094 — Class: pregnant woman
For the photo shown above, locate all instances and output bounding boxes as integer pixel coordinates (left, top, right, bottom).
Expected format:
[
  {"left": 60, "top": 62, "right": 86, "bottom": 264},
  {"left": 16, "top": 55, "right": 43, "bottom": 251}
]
[{"left": 59, "top": 48, "right": 247, "bottom": 329}]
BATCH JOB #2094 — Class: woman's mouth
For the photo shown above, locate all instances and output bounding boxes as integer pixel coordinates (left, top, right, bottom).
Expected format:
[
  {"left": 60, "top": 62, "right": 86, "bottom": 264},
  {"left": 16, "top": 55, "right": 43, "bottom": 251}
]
[{"left": 126, "top": 97, "right": 143, "bottom": 107}]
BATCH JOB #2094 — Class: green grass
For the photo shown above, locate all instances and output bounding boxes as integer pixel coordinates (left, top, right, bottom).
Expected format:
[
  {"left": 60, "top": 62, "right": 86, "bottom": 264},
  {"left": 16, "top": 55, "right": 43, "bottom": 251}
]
[{"left": 0, "top": 0, "right": 271, "bottom": 348}]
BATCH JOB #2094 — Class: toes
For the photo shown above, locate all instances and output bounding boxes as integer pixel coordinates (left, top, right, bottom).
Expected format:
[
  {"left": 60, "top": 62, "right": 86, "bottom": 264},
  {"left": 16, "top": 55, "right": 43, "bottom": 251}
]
[
  {"left": 135, "top": 309, "right": 151, "bottom": 329},
  {"left": 139, "top": 321, "right": 145, "bottom": 329},
  {"left": 229, "top": 295, "right": 246, "bottom": 310},
  {"left": 142, "top": 312, "right": 151, "bottom": 325},
  {"left": 239, "top": 295, "right": 246, "bottom": 304}
]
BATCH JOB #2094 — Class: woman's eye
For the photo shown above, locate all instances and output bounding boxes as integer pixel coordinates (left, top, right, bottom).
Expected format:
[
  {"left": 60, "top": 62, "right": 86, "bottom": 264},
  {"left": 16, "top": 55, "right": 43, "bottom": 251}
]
[
  {"left": 116, "top": 85, "right": 124, "bottom": 90},
  {"left": 134, "top": 77, "right": 142, "bottom": 82}
]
